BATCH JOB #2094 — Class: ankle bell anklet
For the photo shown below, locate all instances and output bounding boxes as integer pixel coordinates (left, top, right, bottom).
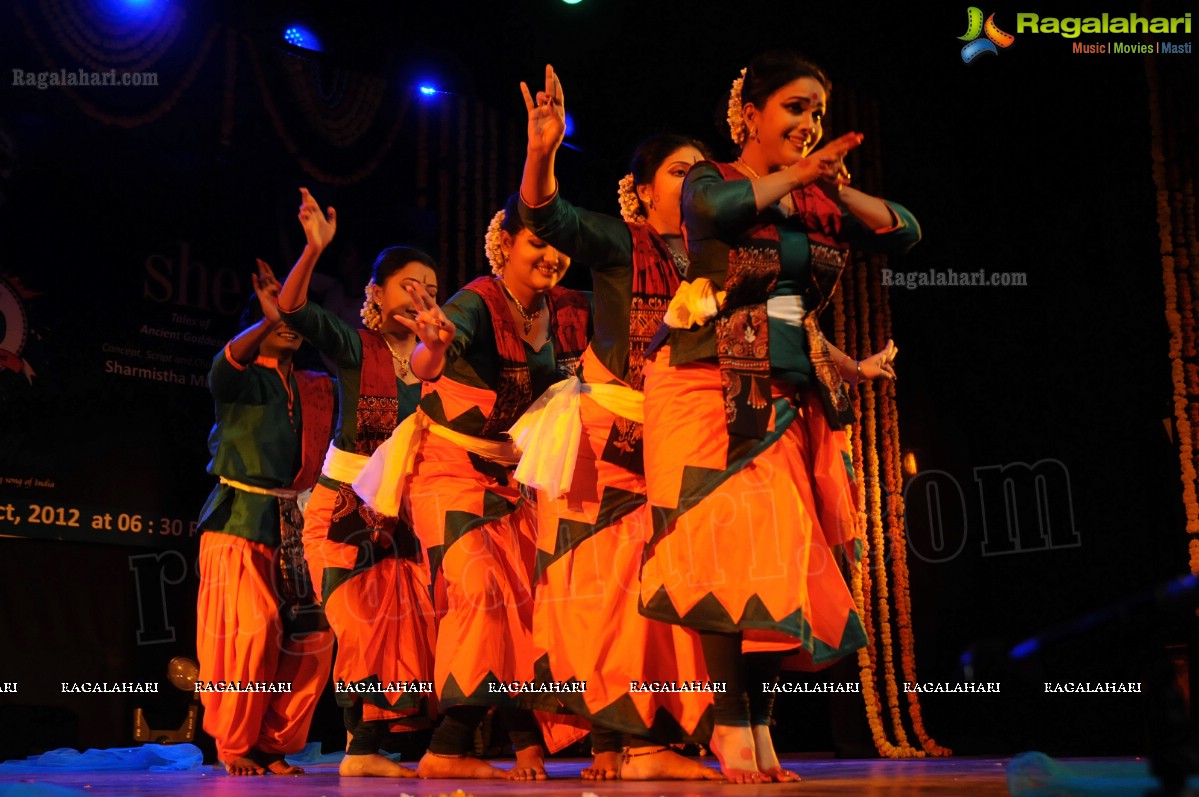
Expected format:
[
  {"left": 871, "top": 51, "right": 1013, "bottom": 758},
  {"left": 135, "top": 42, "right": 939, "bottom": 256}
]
[{"left": 622, "top": 746, "right": 670, "bottom": 762}]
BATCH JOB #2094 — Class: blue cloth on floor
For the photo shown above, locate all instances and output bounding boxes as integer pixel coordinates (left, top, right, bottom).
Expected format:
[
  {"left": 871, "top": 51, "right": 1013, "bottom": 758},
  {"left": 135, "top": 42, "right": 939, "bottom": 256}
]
[
  {"left": 1007, "top": 751, "right": 1199, "bottom": 796},
  {"left": 283, "top": 742, "right": 342, "bottom": 765},
  {"left": 0, "top": 745, "right": 202, "bottom": 773}
]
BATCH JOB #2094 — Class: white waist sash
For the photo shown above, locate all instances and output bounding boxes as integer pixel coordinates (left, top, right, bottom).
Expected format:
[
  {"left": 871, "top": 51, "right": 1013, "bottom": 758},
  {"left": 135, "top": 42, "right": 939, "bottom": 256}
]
[
  {"left": 508, "top": 376, "right": 644, "bottom": 500},
  {"left": 766, "top": 294, "right": 806, "bottom": 327}
]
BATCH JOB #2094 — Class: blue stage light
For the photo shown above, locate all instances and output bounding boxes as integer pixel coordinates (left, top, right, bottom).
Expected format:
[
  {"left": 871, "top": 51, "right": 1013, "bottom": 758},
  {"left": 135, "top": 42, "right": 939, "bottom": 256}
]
[
  {"left": 97, "top": 0, "right": 164, "bottom": 19},
  {"left": 419, "top": 85, "right": 439, "bottom": 96},
  {"left": 283, "top": 25, "right": 322, "bottom": 52},
  {"left": 563, "top": 112, "right": 576, "bottom": 138},
  {"left": 1009, "top": 638, "right": 1040, "bottom": 660}
]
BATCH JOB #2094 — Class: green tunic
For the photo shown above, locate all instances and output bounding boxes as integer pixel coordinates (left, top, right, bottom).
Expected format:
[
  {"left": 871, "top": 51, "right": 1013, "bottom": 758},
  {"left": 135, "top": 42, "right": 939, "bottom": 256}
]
[
  {"left": 198, "top": 349, "right": 303, "bottom": 547},
  {"left": 520, "top": 195, "right": 684, "bottom": 385},
  {"left": 679, "top": 162, "right": 922, "bottom": 385}
]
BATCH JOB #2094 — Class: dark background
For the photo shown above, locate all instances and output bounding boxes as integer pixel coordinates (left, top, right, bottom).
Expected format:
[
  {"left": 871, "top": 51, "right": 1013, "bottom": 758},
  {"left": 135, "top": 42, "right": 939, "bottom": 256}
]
[{"left": 0, "top": 0, "right": 1195, "bottom": 760}]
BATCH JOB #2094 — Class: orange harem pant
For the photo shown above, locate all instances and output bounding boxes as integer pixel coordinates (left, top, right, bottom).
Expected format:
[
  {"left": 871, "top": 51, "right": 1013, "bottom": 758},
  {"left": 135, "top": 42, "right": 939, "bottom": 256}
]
[
  {"left": 408, "top": 409, "right": 588, "bottom": 752},
  {"left": 301, "top": 481, "right": 437, "bottom": 724},
  {"left": 196, "top": 531, "right": 333, "bottom": 763},
  {"left": 407, "top": 426, "right": 538, "bottom": 706}
]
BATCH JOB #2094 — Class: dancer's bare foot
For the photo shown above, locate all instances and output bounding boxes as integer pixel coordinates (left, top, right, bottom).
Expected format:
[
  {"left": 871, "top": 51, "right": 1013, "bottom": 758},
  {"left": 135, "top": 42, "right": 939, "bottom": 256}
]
[
  {"left": 417, "top": 752, "right": 508, "bottom": 779},
  {"left": 582, "top": 750, "right": 622, "bottom": 780},
  {"left": 254, "top": 751, "right": 304, "bottom": 775},
  {"left": 508, "top": 745, "right": 547, "bottom": 781},
  {"left": 620, "top": 746, "right": 723, "bottom": 781},
  {"left": 751, "top": 724, "right": 800, "bottom": 782},
  {"left": 223, "top": 755, "right": 265, "bottom": 776},
  {"left": 708, "top": 725, "right": 767, "bottom": 784},
  {"left": 339, "top": 752, "right": 417, "bottom": 777}
]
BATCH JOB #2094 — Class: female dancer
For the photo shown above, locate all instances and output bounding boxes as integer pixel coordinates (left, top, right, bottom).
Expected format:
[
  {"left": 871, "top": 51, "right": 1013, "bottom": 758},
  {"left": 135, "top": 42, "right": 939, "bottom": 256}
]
[
  {"left": 513, "top": 65, "right": 721, "bottom": 781},
  {"left": 398, "top": 196, "right": 590, "bottom": 780},
  {"left": 278, "top": 190, "right": 439, "bottom": 778},
  {"left": 196, "top": 260, "right": 335, "bottom": 776},
  {"left": 640, "top": 50, "right": 918, "bottom": 783}
]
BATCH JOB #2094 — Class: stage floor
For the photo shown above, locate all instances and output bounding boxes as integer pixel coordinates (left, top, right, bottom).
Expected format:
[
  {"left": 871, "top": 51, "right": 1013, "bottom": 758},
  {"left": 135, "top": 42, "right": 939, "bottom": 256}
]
[{"left": 0, "top": 756, "right": 1033, "bottom": 796}]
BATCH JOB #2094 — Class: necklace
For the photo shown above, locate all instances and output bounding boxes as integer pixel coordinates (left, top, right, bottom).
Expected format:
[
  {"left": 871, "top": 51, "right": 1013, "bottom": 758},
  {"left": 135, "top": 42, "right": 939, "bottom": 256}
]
[
  {"left": 735, "top": 158, "right": 797, "bottom": 216},
  {"left": 665, "top": 243, "right": 689, "bottom": 278},
  {"left": 499, "top": 279, "right": 542, "bottom": 335},
  {"left": 381, "top": 334, "right": 411, "bottom": 379},
  {"left": 734, "top": 158, "right": 762, "bottom": 179}
]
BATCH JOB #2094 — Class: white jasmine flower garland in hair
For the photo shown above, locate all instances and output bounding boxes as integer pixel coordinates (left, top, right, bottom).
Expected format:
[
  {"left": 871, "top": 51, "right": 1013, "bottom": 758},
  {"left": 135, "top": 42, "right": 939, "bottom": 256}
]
[
  {"left": 360, "top": 281, "right": 382, "bottom": 330},
  {"left": 484, "top": 209, "right": 505, "bottom": 276},
  {"left": 727, "top": 67, "right": 748, "bottom": 145},
  {"left": 616, "top": 173, "right": 646, "bottom": 224}
]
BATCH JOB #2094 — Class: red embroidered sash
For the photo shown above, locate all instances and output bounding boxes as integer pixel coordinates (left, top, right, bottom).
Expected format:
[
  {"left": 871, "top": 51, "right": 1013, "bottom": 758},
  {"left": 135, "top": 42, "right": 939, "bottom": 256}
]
[
  {"left": 354, "top": 330, "right": 401, "bottom": 457},
  {"left": 462, "top": 276, "right": 590, "bottom": 438},
  {"left": 288, "top": 370, "right": 334, "bottom": 492},
  {"left": 626, "top": 223, "right": 682, "bottom": 393}
]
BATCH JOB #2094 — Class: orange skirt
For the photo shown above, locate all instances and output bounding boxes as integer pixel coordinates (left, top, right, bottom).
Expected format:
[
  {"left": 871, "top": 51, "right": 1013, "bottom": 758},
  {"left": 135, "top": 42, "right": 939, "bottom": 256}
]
[
  {"left": 640, "top": 349, "right": 865, "bottom": 665},
  {"left": 408, "top": 419, "right": 538, "bottom": 709},
  {"left": 196, "top": 532, "right": 333, "bottom": 761},
  {"left": 532, "top": 348, "right": 713, "bottom": 741},
  {"left": 302, "top": 482, "right": 437, "bottom": 719}
]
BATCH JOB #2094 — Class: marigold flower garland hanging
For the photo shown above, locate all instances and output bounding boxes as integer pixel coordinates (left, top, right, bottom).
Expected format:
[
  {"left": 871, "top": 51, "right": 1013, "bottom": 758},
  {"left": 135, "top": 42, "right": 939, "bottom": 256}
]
[
  {"left": 872, "top": 253, "right": 952, "bottom": 757},
  {"left": 1145, "top": 53, "right": 1199, "bottom": 572},
  {"left": 844, "top": 251, "right": 897, "bottom": 756},
  {"left": 865, "top": 263, "right": 914, "bottom": 754},
  {"left": 837, "top": 229, "right": 949, "bottom": 757}
]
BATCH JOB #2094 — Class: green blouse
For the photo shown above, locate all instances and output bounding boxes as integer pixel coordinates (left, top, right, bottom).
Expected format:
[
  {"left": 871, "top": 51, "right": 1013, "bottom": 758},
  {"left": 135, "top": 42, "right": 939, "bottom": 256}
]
[
  {"left": 520, "top": 194, "right": 684, "bottom": 384},
  {"left": 281, "top": 300, "right": 420, "bottom": 487},
  {"left": 418, "top": 288, "right": 562, "bottom": 436}
]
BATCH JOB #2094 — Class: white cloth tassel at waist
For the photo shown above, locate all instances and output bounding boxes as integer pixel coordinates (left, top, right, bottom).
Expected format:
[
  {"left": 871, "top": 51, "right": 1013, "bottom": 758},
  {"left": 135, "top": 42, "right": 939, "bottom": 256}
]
[
  {"left": 353, "top": 414, "right": 521, "bottom": 518},
  {"left": 351, "top": 415, "right": 422, "bottom": 518},
  {"left": 663, "top": 278, "right": 726, "bottom": 328},
  {"left": 508, "top": 376, "right": 645, "bottom": 500},
  {"left": 322, "top": 443, "right": 370, "bottom": 484},
  {"left": 766, "top": 294, "right": 806, "bottom": 326}
]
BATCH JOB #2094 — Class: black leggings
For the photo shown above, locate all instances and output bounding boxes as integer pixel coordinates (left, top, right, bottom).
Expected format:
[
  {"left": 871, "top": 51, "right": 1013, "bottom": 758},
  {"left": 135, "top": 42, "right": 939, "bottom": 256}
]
[
  {"left": 699, "top": 631, "right": 788, "bottom": 727},
  {"left": 427, "top": 705, "right": 543, "bottom": 756},
  {"left": 589, "top": 725, "right": 656, "bottom": 754},
  {"left": 590, "top": 724, "right": 624, "bottom": 754},
  {"left": 343, "top": 700, "right": 433, "bottom": 756}
]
